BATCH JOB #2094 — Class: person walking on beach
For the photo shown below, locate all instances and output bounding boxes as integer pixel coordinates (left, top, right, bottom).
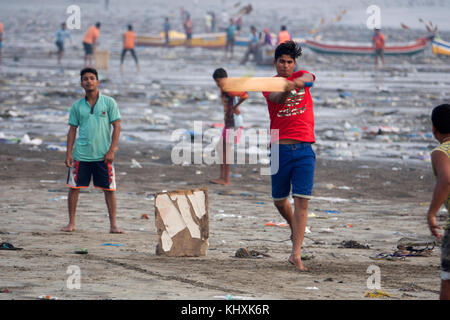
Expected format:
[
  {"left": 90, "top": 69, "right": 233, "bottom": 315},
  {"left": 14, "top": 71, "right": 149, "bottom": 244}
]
[
  {"left": 83, "top": 22, "right": 101, "bottom": 67},
  {"left": 263, "top": 28, "right": 273, "bottom": 46},
  {"left": 210, "top": 68, "right": 248, "bottom": 186},
  {"left": 163, "top": 17, "right": 171, "bottom": 45},
  {"left": 225, "top": 19, "right": 237, "bottom": 59},
  {"left": 120, "top": 25, "right": 140, "bottom": 73},
  {"left": 277, "top": 25, "right": 292, "bottom": 45},
  {"left": 0, "top": 21, "right": 4, "bottom": 65},
  {"left": 372, "top": 28, "right": 385, "bottom": 68},
  {"left": 53, "top": 22, "right": 72, "bottom": 65},
  {"left": 183, "top": 14, "right": 193, "bottom": 47},
  {"left": 62, "top": 67, "right": 123, "bottom": 234},
  {"left": 262, "top": 41, "right": 316, "bottom": 271},
  {"left": 240, "top": 25, "right": 258, "bottom": 65},
  {"left": 426, "top": 104, "right": 450, "bottom": 300}
]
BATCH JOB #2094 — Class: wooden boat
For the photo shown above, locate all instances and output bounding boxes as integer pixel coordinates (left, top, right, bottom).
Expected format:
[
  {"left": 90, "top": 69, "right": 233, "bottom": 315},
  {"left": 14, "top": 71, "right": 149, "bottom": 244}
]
[
  {"left": 136, "top": 31, "right": 226, "bottom": 48},
  {"left": 431, "top": 36, "right": 450, "bottom": 56},
  {"left": 304, "top": 37, "right": 429, "bottom": 56}
]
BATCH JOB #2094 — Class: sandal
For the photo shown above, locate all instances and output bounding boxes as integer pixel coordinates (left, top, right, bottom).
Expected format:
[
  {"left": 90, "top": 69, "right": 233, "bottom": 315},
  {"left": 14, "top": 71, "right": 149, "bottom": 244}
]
[{"left": 0, "top": 242, "right": 23, "bottom": 250}]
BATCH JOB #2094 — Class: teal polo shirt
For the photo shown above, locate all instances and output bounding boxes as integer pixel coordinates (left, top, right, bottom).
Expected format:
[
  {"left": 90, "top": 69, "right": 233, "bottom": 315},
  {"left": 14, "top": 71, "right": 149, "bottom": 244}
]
[{"left": 68, "top": 93, "right": 121, "bottom": 162}]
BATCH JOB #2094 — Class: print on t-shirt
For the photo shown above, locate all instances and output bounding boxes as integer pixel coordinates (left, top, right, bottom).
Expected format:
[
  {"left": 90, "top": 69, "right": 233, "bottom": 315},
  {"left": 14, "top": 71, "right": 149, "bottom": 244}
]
[{"left": 277, "top": 88, "right": 306, "bottom": 118}]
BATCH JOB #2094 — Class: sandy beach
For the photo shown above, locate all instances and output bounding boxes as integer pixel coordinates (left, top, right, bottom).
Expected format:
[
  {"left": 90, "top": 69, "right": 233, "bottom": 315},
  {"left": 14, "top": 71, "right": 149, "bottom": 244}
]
[{"left": 1, "top": 0, "right": 449, "bottom": 300}]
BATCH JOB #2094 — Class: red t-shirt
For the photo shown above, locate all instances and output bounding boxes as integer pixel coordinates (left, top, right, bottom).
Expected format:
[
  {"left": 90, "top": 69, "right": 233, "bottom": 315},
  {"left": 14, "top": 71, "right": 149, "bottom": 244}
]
[{"left": 263, "top": 70, "right": 315, "bottom": 143}]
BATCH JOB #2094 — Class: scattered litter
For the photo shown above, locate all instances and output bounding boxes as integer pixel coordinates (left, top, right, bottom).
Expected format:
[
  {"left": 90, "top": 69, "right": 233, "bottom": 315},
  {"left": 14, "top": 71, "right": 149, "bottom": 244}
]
[
  {"left": 141, "top": 214, "right": 149, "bottom": 220},
  {"left": 234, "top": 247, "right": 271, "bottom": 259},
  {"left": 339, "top": 240, "right": 370, "bottom": 249},
  {"left": 0, "top": 288, "right": 10, "bottom": 293},
  {"left": 0, "top": 242, "right": 23, "bottom": 250},
  {"left": 265, "top": 221, "right": 289, "bottom": 228},
  {"left": 305, "top": 287, "right": 319, "bottom": 290},
  {"left": 74, "top": 248, "right": 88, "bottom": 254},
  {"left": 364, "top": 290, "right": 394, "bottom": 299},
  {"left": 308, "top": 212, "right": 316, "bottom": 218},
  {"left": 214, "top": 294, "right": 256, "bottom": 300},
  {"left": 102, "top": 243, "right": 124, "bottom": 247},
  {"left": 324, "top": 210, "right": 342, "bottom": 214},
  {"left": 130, "top": 159, "right": 142, "bottom": 168},
  {"left": 38, "top": 295, "right": 58, "bottom": 300}
]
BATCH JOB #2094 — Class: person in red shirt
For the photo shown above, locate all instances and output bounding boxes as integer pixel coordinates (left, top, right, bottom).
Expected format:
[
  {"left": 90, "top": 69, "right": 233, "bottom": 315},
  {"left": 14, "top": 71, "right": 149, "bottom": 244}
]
[
  {"left": 120, "top": 25, "right": 140, "bottom": 73},
  {"left": 211, "top": 68, "right": 248, "bottom": 186},
  {"left": 372, "top": 28, "right": 385, "bottom": 68},
  {"left": 262, "top": 41, "right": 315, "bottom": 271}
]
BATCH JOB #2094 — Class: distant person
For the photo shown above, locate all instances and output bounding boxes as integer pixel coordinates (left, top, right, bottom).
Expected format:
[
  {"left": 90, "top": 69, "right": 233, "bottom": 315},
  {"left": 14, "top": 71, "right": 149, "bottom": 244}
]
[
  {"left": 53, "top": 22, "right": 72, "bottom": 65},
  {"left": 225, "top": 19, "right": 237, "bottom": 59},
  {"left": 120, "top": 25, "right": 139, "bottom": 73},
  {"left": 240, "top": 25, "right": 258, "bottom": 65},
  {"left": 183, "top": 14, "right": 193, "bottom": 47},
  {"left": 426, "top": 104, "right": 450, "bottom": 300},
  {"left": 210, "top": 11, "right": 216, "bottom": 32},
  {"left": 210, "top": 68, "right": 248, "bottom": 186},
  {"left": 262, "top": 41, "right": 316, "bottom": 271},
  {"left": 0, "top": 21, "right": 4, "bottom": 65},
  {"left": 83, "top": 22, "right": 101, "bottom": 67},
  {"left": 372, "top": 28, "right": 385, "bottom": 68},
  {"left": 205, "top": 12, "right": 213, "bottom": 33},
  {"left": 63, "top": 67, "right": 123, "bottom": 234},
  {"left": 263, "top": 28, "right": 273, "bottom": 46},
  {"left": 277, "top": 25, "right": 292, "bottom": 45},
  {"left": 163, "top": 17, "right": 171, "bottom": 45}
]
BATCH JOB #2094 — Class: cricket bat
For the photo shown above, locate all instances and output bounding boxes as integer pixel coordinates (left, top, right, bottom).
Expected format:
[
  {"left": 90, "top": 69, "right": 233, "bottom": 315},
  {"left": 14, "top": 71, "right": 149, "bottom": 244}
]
[{"left": 222, "top": 77, "right": 313, "bottom": 92}]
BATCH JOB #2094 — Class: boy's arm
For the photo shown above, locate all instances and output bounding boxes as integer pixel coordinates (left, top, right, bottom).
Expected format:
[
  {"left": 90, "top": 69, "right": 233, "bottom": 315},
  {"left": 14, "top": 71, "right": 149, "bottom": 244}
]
[
  {"left": 268, "top": 73, "right": 315, "bottom": 104},
  {"left": 103, "top": 120, "right": 121, "bottom": 164},
  {"left": 427, "top": 150, "right": 450, "bottom": 239},
  {"left": 65, "top": 125, "right": 77, "bottom": 167}
]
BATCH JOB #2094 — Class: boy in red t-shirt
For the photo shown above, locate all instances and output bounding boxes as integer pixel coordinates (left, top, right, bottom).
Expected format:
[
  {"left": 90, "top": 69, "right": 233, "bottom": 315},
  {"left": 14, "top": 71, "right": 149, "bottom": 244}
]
[
  {"left": 262, "top": 41, "right": 315, "bottom": 271},
  {"left": 211, "top": 68, "right": 248, "bottom": 186}
]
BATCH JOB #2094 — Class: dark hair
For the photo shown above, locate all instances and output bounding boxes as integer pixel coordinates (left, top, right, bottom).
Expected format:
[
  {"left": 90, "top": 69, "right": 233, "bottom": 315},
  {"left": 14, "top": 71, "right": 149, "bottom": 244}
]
[
  {"left": 281, "top": 25, "right": 287, "bottom": 31},
  {"left": 80, "top": 67, "right": 99, "bottom": 80},
  {"left": 95, "top": 22, "right": 101, "bottom": 28},
  {"left": 128, "top": 24, "right": 133, "bottom": 31},
  {"left": 431, "top": 104, "right": 450, "bottom": 134},
  {"left": 274, "top": 40, "right": 302, "bottom": 61},
  {"left": 212, "top": 68, "right": 227, "bottom": 79}
]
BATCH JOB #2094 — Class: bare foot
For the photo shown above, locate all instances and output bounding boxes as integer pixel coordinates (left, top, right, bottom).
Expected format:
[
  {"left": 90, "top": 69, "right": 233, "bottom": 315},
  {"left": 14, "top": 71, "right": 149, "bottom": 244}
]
[
  {"left": 110, "top": 227, "right": 125, "bottom": 234},
  {"left": 288, "top": 256, "right": 308, "bottom": 272},
  {"left": 61, "top": 225, "right": 75, "bottom": 232},
  {"left": 209, "top": 178, "right": 230, "bottom": 186}
]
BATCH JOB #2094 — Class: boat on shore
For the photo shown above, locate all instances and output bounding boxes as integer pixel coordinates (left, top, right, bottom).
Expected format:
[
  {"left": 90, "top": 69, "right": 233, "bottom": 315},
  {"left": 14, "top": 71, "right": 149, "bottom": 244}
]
[
  {"left": 136, "top": 31, "right": 226, "bottom": 48},
  {"left": 431, "top": 36, "right": 450, "bottom": 56},
  {"left": 304, "top": 37, "right": 430, "bottom": 56}
]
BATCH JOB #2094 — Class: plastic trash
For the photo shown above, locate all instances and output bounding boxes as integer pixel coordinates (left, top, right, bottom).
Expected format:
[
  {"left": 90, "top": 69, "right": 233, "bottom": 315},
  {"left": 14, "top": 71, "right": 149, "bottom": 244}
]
[
  {"left": 265, "top": 221, "right": 289, "bottom": 228},
  {"left": 102, "top": 243, "right": 124, "bottom": 247},
  {"left": 38, "top": 295, "right": 58, "bottom": 300},
  {"left": 130, "top": 159, "right": 142, "bottom": 168},
  {"left": 364, "top": 290, "right": 393, "bottom": 298},
  {"left": 324, "top": 210, "right": 342, "bottom": 214}
]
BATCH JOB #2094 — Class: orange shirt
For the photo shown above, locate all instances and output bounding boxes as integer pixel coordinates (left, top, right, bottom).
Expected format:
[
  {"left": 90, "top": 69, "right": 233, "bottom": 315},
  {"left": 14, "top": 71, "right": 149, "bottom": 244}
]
[
  {"left": 123, "top": 31, "right": 136, "bottom": 49},
  {"left": 277, "top": 30, "right": 291, "bottom": 45},
  {"left": 373, "top": 33, "right": 385, "bottom": 49},
  {"left": 0, "top": 22, "right": 4, "bottom": 38},
  {"left": 83, "top": 26, "right": 99, "bottom": 44}
]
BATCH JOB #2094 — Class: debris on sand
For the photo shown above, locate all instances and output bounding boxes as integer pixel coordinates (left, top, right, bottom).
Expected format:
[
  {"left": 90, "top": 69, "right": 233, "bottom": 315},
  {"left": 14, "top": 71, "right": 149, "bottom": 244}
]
[
  {"left": 339, "top": 240, "right": 370, "bottom": 249},
  {"left": 234, "top": 247, "right": 271, "bottom": 259}
]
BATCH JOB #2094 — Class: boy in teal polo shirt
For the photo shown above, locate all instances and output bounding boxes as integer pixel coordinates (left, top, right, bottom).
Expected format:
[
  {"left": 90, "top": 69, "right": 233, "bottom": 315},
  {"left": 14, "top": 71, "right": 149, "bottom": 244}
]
[{"left": 62, "top": 67, "right": 123, "bottom": 234}]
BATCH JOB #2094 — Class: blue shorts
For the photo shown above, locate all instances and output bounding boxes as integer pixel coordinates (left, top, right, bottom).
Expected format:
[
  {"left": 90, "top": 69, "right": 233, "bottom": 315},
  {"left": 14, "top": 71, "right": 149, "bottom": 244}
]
[
  {"left": 270, "top": 142, "right": 315, "bottom": 200},
  {"left": 66, "top": 161, "right": 116, "bottom": 191}
]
